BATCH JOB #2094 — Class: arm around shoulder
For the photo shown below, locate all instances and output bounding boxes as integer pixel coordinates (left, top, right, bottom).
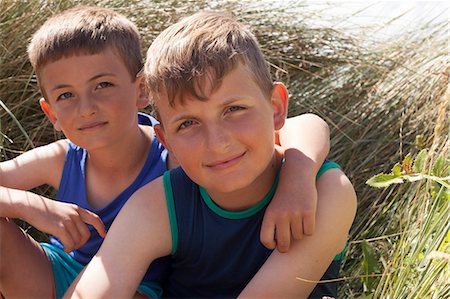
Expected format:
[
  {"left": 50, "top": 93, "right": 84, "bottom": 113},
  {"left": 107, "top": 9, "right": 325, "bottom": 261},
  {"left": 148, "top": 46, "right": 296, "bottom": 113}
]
[
  {"left": 240, "top": 168, "right": 357, "bottom": 298},
  {"left": 261, "top": 114, "right": 330, "bottom": 251}
]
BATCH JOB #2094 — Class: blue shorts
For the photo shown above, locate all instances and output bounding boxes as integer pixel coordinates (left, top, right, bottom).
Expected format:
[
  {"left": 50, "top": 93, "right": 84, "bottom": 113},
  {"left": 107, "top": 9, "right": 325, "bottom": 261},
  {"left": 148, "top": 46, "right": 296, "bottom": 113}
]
[{"left": 41, "top": 243, "right": 162, "bottom": 299}]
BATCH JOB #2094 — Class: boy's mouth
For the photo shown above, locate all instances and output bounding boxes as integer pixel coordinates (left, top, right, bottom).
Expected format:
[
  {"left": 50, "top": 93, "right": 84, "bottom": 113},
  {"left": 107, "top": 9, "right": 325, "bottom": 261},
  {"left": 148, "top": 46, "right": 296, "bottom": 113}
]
[
  {"left": 205, "top": 152, "right": 245, "bottom": 170},
  {"left": 78, "top": 121, "right": 108, "bottom": 131}
]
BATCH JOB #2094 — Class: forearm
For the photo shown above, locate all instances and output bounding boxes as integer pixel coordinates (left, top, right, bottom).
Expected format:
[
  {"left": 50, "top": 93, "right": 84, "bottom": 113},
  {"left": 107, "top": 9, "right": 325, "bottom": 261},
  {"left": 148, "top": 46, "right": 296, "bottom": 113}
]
[
  {"left": 279, "top": 113, "right": 330, "bottom": 173},
  {"left": 0, "top": 186, "right": 34, "bottom": 219},
  {"left": 0, "top": 186, "right": 55, "bottom": 226},
  {"left": 261, "top": 114, "right": 331, "bottom": 250}
]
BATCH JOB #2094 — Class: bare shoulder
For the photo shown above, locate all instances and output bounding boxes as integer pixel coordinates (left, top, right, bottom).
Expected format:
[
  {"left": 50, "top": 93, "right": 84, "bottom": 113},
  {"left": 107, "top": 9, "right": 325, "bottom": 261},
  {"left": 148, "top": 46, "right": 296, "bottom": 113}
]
[
  {"left": 317, "top": 167, "right": 357, "bottom": 230},
  {"left": 315, "top": 169, "right": 355, "bottom": 243},
  {"left": 0, "top": 139, "right": 68, "bottom": 189},
  {"left": 316, "top": 167, "right": 357, "bottom": 214},
  {"left": 118, "top": 176, "right": 169, "bottom": 236},
  {"left": 139, "top": 124, "right": 156, "bottom": 140},
  {"left": 127, "top": 175, "right": 166, "bottom": 208},
  {"left": 109, "top": 175, "right": 172, "bottom": 257}
]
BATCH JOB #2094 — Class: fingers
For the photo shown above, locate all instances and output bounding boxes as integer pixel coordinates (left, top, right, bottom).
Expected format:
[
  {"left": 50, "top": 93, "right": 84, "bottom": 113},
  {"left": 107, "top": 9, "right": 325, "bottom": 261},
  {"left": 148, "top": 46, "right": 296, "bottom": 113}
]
[
  {"left": 262, "top": 209, "right": 314, "bottom": 253},
  {"left": 274, "top": 219, "right": 291, "bottom": 253},
  {"left": 57, "top": 219, "right": 81, "bottom": 253},
  {"left": 289, "top": 214, "right": 304, "bottom": 240},
  {"left": 301, "top": 211, "right": 316, "bottom": 236},
  {"left": 260, "top": 215, "right": 292, "bottom": 253},
  {"left": 56, "top": 206, "right": 105, "bottom": 252},
  {"left": 260, "top": 217, "right": 276, "bottom": 250},
  {"left": 72, "top": 215, "right": 91, "bottom": 248},
  {"left": 78, "top": 208, "right": 106, "bottom": 238}
]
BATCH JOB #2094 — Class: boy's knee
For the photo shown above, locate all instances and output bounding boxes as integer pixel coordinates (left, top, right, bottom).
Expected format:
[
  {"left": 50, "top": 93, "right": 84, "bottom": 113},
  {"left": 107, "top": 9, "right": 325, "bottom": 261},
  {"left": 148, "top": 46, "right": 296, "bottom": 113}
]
[
  {"left": 0, "top": 217, "right": 13, "bottom": 238},
  {"left": 0, "top": 217, "right": 17, "bottom": 238},
  {"left": 0, "top": 218, "right": 23, "bottom": 255}
]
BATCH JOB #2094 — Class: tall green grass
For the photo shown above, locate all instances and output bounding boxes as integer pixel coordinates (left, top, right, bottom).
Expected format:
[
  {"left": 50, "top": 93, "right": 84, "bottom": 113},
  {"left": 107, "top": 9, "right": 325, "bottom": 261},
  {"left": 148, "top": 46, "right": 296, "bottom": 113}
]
[{"left": 1, "top": 0, "right": 448, "bottom": 297}]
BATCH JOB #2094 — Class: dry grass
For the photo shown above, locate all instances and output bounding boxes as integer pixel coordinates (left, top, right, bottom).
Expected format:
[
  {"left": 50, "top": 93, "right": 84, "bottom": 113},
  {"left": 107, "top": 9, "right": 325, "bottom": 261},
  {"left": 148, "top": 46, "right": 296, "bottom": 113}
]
[{"left": 1, "top": 0, "right": 448, "bottom": 297}]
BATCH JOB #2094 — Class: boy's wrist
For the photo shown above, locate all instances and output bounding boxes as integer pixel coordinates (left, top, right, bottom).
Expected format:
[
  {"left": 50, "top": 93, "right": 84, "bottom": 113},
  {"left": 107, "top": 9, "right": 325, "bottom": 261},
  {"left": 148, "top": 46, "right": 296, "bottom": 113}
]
[
  {"left": 283, "top": 148, "right": 321, "bottom": 179},
  {"left": 0, "top": 187, "right": 26, "bottom": 219}
]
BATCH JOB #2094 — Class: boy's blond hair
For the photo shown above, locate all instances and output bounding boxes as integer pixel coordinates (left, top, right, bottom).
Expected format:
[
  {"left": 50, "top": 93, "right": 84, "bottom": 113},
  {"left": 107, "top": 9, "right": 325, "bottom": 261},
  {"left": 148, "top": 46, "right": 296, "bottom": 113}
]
[
  {"left": 144, "top": 11, "right": 273, "bottom": 111},
  {"left": 28, "top": 6, "right": 142, "bottom": 88}
]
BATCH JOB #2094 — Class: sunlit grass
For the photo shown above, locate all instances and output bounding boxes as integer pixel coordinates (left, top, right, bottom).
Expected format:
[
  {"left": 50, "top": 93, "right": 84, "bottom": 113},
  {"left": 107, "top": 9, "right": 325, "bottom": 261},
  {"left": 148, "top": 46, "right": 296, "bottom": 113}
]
[{"left": 1, "top": 0, "right": 448, "bottom": 297}]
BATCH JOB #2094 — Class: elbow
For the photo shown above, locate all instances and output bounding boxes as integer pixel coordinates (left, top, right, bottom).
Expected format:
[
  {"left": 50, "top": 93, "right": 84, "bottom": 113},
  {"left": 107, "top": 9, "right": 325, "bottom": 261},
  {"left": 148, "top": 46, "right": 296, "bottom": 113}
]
[{"left": 302, "top": 113, "right": 330, "bottom": 134}]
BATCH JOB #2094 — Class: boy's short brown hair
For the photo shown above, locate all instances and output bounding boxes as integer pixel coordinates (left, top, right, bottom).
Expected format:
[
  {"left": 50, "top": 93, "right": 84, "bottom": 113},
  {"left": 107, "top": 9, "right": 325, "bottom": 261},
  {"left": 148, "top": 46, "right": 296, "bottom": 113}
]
[
  {"left": 144, "top": 11, "right": 273, "bottom": 109},
  {"left": 28, "top": 6, "right": 142, "bottom": 85}
]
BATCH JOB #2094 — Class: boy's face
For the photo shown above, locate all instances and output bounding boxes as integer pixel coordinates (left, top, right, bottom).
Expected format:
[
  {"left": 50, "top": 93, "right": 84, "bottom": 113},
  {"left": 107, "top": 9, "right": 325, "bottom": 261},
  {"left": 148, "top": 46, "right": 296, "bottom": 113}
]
[
  {"left": 155, "top": 63, "right": 288, "bottom": 202},
  {"left": 38, "top": 48, "right": 147, "bottom": 150}
]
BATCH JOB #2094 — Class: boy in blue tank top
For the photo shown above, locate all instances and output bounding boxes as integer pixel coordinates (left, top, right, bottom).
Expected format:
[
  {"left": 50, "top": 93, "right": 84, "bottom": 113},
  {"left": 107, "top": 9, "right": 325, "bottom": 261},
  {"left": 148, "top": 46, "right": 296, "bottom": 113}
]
[
  {"left": 66, "top": 11, "right": 357, "bottom": 299},
  {"left": 1, "top": 6, "right": 334, "bottom": 299}
]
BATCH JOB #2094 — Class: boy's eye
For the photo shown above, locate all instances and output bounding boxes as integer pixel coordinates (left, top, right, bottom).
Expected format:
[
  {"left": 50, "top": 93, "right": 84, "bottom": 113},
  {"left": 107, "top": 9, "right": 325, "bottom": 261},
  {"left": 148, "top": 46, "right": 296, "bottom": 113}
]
[
  {"left": 179, "top": 120, "right": 195, "bottom": 130},
  {"left": 96, "top": 82, "right": 113, "bottom": 89},
  {"left": 227, "top": 106, "right": 244, "bottom": 113},
  {"left": 57, "top": 92, "right": 73, "bottom": 101}
]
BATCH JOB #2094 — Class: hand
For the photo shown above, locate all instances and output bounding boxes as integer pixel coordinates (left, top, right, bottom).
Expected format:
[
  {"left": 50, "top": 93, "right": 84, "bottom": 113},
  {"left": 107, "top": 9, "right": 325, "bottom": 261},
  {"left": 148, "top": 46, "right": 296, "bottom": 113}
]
[
  {"left": 260, "top": 162, "right": 318, "bottom": 253},
  {"left": 25, "top": 196, "right": 106, "bottom": 252}
]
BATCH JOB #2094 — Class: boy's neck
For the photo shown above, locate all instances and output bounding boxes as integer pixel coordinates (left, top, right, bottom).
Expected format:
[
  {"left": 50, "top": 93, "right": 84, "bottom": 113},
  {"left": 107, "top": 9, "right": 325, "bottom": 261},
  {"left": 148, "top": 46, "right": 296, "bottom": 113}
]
[
  {"left": 204, "top": 147, "right": 284, "bottom": 212},
  {"left": 86, "top": 125, "right": 152, "bottom": 173},
  {"left": 83, "top": 125, "right": 153, "bottom": 210}
]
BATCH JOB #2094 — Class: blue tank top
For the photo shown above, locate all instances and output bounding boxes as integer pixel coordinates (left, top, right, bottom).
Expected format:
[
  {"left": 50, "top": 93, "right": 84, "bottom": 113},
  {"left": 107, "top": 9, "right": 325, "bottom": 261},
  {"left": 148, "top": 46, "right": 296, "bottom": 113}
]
[
  {"left": 50, "top": 113, "right": 170, "bottom": 284},
  {"left": 162, "top": 161, "right": 342, "bottom": 298}
]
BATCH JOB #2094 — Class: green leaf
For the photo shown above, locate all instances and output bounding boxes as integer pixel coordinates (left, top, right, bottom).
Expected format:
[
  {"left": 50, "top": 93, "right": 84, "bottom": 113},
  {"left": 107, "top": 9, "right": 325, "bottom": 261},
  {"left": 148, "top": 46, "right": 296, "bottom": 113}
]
[
  {"left": 366, "top": 173, "right": 404, "bottom": 188},
  {"left": 432, "top": 155, "right": 446, "bottom": 176},
  {"left": 392, "top": 163, "right": 402, "bottom": 176},
  {"left": 361, "top": 241, "right": 381, "bottom": 292},
  {"left": 413, "top": 149, "right": 428, "bottom": 173}
]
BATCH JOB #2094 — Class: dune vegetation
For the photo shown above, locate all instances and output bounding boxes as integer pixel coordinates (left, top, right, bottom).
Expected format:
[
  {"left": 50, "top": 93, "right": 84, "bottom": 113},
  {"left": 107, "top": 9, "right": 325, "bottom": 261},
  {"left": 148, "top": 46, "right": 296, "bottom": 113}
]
[{"left": 1, "top": 1, "right": 448, "bottom": 297}]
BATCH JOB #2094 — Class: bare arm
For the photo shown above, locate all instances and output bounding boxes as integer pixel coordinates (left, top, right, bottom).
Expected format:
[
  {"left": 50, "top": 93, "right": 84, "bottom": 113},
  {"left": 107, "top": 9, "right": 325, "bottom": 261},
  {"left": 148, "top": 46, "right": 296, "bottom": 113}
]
[
  {"left": 261, "top": 113, "right": 330, "bottom": 252},
  {"left": 242, "top": 169, "right": 356, "bottom": 298},
  {"left": 64, "top": 177, "right": 172, "bottom": 298},
  {"left": 0, "top": 139, "right": 68, "bottom": 189},
  {"left": 0, "top": 186, "right": 106, "bottom": 252},
  {"left": 0, "top": 139, "right": 105, "bottom": 251}
]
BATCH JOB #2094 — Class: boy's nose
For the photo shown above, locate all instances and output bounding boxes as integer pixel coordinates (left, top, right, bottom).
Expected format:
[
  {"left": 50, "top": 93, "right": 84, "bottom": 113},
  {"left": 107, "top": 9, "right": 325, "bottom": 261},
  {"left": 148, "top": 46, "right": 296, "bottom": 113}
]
[
  {"left": 205, "top": 124, "right": 231, "bottom": 152},
  {"left": 78, "top": 97, "right": 97, "bottom": 117}
]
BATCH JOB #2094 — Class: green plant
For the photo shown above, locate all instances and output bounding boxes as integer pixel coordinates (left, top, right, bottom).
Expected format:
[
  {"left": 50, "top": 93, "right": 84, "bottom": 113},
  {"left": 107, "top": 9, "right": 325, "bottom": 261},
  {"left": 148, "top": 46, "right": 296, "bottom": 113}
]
[
  {"left": 367, "top": 149, "right": 450, "bottom": 193},
  {"left": 364, "top": 149, "right": 450, "bottom": 298}
]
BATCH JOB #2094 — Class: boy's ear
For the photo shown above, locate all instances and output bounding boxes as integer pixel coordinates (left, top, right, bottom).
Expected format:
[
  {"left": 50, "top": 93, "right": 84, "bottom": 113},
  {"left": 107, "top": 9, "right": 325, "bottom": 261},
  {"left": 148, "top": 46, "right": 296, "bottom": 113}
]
[
  {"left": 154, "top": 124, "right": 179, "bottom": 165},
  {"left": 39, "top": 98, "right": 62, "bottom": 131},
  {"left": 136, "top": 74, "right": 150, "bottom": 109},
  {"left": 271, "top": 82, "right": 289, "bottom": 130}
]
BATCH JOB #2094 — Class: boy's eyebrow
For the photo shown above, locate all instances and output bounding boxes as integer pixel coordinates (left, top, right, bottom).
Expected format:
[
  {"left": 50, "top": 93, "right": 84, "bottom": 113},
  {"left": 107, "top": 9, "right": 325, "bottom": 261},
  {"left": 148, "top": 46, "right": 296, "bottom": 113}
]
[
  {"left": 49, "top": 84, "right": 72, "bottom": 92},
  {"left": 88, "top": 73, "right": 116, "bottom": 82},
  {"left": 170, "top": 112, "right": 194, "bottom": 124},
  {"left": 49, "top": 73, "right": 116, "bottom": 92},
  {"left": 167, "top": 96, "right": 248, "bottom": 123}
]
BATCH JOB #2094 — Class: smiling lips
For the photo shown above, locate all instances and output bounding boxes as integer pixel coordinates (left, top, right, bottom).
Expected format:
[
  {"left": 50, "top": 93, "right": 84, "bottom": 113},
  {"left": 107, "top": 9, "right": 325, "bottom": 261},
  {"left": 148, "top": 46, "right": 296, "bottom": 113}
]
[
  {"left": 78, "top": 121, "right": 108, "bottom": 131},
  {"left": 205, "top": 152, "right": 246, "bottom": 170}
]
